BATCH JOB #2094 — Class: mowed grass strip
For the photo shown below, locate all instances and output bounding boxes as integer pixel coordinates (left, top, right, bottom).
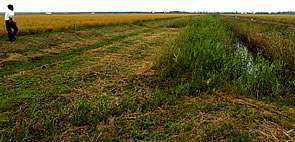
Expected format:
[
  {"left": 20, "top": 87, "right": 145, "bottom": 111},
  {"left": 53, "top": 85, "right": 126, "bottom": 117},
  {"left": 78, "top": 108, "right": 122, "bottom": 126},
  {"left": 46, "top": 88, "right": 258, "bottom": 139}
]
[
  {"left": 0, "top": 27, "right": 167, "bottom": 114},
  {"left": 0, "top": 17, "right": 185, "bottom": 112},
  {"left": 0, "top": 26, "right": 162, "bottom": 77},
  {"left": 0, "top": 17, "right": 190, "bottom": 141},
  {"left": 0, "top": 19, "right": 167, "bottom": 113},
  {"left": 99, "top": 92, "right": 294, "bottom": 141}
]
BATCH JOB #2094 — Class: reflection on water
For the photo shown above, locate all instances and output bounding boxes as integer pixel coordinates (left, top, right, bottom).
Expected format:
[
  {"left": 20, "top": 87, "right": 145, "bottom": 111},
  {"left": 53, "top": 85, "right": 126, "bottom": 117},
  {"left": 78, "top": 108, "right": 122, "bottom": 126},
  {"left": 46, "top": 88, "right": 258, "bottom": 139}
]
[{"left": 236, "top": 42, "right": 254, "bottom": 75}]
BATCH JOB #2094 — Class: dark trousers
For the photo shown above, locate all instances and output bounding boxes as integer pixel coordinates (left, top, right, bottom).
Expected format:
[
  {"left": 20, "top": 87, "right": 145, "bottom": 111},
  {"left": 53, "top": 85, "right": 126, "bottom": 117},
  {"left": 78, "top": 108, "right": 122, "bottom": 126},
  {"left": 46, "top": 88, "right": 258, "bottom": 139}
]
[{"left": 5, "top": 20, "right": 18, "bottom": 40}]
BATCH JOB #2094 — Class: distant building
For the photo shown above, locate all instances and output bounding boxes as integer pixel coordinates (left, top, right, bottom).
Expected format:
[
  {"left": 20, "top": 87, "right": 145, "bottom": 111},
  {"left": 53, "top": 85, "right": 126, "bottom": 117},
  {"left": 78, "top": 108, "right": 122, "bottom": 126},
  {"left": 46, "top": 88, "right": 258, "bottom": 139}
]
[
  {"left": 46, "top": 12, "right": 52, "bottom": 15},
  {"left": 91, "top": 11, "right": 95, "bottom": 14}
]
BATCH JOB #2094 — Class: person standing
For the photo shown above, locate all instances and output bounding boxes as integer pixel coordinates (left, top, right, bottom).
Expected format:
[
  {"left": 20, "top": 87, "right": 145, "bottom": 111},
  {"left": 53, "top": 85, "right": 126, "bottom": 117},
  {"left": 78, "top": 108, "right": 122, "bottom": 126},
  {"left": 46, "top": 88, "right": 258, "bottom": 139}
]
[{"left": 5, "top": 4, "right": 18, "bottom": 41}]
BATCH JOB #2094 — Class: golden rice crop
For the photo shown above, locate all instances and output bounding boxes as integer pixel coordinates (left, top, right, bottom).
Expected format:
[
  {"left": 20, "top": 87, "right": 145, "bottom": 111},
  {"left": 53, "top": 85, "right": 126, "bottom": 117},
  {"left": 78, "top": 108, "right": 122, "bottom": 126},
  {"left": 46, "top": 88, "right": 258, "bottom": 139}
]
[
  {"left": 0, "top": 14, "right": 195, "bottom": 36},
  {"left": 226, "top": 14, "right": 295, "bottom": 24}
]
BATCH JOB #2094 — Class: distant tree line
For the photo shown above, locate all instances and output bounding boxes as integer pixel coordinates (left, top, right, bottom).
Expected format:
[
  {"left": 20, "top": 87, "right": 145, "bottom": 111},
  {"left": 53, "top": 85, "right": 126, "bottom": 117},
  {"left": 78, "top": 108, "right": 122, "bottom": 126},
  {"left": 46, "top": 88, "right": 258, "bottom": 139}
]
[
  {"left": 1, "top": 11, "right": 295, "bottom": 15},
  {"left": 1, "top": 11, "right": 194, "bottom": 15},
  {"left": 196, "top": 11, "right": 295, "bottom": 15}
]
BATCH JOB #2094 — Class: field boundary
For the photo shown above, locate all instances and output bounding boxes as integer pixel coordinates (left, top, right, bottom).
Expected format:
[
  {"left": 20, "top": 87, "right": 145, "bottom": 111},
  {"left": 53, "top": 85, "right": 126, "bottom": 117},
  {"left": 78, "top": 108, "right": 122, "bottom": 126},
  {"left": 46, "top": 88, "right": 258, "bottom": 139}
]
[{"left": 0, "top": 15, "right": 196, "bottom": 39}]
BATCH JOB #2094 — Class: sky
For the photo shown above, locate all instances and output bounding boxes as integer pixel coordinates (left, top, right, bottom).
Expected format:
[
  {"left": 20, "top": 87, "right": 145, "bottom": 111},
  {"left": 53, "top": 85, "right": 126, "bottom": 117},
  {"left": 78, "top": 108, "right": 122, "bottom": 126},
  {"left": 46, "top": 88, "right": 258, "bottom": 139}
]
[{"left": 0, "top": 0, "right": 294, "bottom": 12}]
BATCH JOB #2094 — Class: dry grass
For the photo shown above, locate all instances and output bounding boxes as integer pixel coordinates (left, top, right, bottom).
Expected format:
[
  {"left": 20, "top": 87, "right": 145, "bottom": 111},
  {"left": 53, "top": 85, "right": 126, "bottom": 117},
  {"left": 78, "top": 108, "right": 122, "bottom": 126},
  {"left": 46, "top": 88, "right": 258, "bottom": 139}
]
[
  {"left": 237, "top": 28, "right": 295, "bottom": 65},
  {"left": 167, "top": 92, "right": 295, "bottom": 141},
  {"left": 0, "top": 14, "right": 195, "bottom": 36},
  {"left": 1, "top": 15, "right": 294, "bottom": 141},
  {"left": 0, "top": 18, "right": 184, "bottom": 141},
  {"left": 223, "top": 16, "right": 295, "bottom": 67},
  {"left": 226, "top": 14, "right": 295, "bottom": 25}
]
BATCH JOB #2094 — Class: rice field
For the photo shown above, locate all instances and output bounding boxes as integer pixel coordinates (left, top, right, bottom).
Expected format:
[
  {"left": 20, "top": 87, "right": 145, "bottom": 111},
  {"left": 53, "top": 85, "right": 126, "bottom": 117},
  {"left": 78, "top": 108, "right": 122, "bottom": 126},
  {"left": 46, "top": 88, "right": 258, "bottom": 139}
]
[
  {"left": 0, "top": 14, "right": 194, "bottom": 36},
  {"left": 226, "top": 14, "right": 295, "bottom": 24}
]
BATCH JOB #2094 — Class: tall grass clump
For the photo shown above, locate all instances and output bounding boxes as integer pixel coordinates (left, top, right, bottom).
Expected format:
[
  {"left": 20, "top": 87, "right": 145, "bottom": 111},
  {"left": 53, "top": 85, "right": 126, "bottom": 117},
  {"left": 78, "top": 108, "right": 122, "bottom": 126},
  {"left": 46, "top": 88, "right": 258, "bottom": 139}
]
[
  {"left": 223, "top": 16, "right": 295, "bottom": 68},
  {"left": 158, "top": 15, "right": 235, "bottom": 93},
  {"left": 158, "top": 15, "right": 295, "bottom": 98},
  {"left": 222, "top": 16, "right": 295, "bottom": 97},
  {"left": 166, "top": 17, "right": 194, "bottom": 28},
  {"left": 235, "top": 50, "right": 295, "bottom": 97}
]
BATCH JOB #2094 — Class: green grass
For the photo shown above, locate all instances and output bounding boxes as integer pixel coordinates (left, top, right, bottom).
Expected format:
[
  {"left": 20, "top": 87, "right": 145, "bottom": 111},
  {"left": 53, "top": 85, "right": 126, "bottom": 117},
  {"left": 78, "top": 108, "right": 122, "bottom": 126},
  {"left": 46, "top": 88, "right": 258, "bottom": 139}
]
[
  {"left": 0, "top": 18, "right": 190, "bottom": 141},
  {"left": 106, "top": 46, "right": 121, "bottom": 53},
  {"left": 222, "top": 16, "right": 295, "bottom": 68},
  {"left": 158, "top": 15, "right": 294, "bottom": 99},
  {"left": 1, "top": 15, "right": 294, "bottom": 141},
  {"left": 166, "top": 17, "right": 194, "bottom": 28}
]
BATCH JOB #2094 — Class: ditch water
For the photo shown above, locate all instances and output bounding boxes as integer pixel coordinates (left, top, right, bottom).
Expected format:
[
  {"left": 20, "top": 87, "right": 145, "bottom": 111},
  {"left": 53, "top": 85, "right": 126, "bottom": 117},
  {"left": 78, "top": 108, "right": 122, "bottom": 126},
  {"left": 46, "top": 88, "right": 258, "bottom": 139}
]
[
  {"left": 235, "top": 42, "right": 255, "bottom": 75},
  {"left": 234, "top": 42, "right": 258, "bottom": 87}
]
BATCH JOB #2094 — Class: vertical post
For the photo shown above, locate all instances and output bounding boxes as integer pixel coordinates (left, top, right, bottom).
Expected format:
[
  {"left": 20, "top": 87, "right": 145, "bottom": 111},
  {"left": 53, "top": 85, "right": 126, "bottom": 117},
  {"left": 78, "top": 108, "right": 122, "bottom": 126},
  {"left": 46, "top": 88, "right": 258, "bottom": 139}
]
[{"left": 74, "top": 23, "right": 77, "bottom": 33}]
